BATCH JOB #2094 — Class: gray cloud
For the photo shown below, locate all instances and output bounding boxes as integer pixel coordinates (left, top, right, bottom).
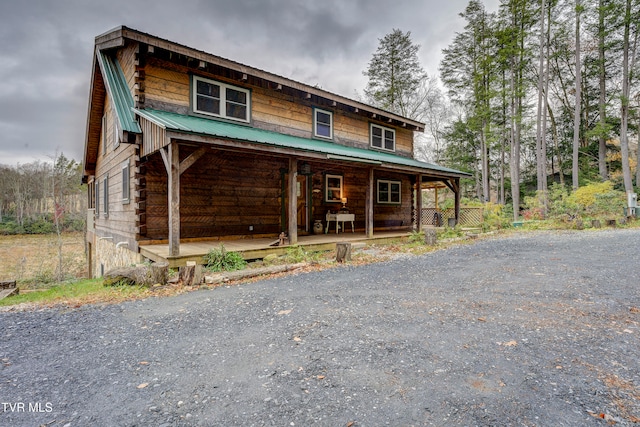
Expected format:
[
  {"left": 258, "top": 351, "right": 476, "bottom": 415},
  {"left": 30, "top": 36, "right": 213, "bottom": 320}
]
[{"left": 0, "top": 0, "right": 500, "bottom": 166}]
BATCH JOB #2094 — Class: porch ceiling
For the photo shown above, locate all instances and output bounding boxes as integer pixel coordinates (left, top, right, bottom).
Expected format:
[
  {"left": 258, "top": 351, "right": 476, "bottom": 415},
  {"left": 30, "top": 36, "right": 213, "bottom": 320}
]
[{"left": 133, "top": 108, "right": 471, "bottom": 179}]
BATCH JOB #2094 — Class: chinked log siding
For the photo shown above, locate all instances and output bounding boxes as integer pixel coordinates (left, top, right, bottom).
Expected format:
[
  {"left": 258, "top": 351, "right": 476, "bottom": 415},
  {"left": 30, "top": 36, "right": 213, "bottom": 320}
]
[
  {"left": 140, "top": 143, "right": 414, "bottom": 241},
  {"left": 142, "top": 148, "right": 287, "bottom": 240}
]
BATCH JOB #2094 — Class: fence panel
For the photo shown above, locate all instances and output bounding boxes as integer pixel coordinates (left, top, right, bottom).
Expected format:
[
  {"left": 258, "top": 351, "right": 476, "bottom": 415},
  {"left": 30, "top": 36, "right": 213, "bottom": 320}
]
[{"left": 419, "top": 207, "right": 483, "bottom": 227}]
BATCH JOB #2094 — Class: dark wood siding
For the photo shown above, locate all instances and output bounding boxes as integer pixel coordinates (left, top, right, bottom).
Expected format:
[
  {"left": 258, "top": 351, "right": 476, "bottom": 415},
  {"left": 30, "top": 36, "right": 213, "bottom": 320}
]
[{"left": 142, "top": 147, "right": 287, "bottom": 240}]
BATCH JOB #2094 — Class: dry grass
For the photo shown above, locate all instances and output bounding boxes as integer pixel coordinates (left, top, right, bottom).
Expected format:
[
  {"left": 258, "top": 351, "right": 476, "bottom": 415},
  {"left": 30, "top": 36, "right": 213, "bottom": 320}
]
[{"left": 0, "top": 232, "right": 86, "bottom": 284}]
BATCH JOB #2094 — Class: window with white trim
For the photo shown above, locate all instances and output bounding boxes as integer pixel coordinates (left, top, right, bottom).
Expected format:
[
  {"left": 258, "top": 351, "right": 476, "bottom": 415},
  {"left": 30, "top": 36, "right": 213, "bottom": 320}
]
[
  {"left": 121, "top": 161, "right": 130, "bottom": 204},
  {"left": 314, "top": 108, "right": 333, "bottom": 139},
  {"left": 102, "top": 176, "right": 109, "bottom": 217},
  {"left": 325, "top": 174, "right": 343, "bottom": 203},
  {"left": 192, "top": 75, "right": 250, "bottom": 123},
  {"left": 113, "top": 116, "right": 120, "bottom": 149},
  {"left": 95, "top": 179, "right": 100, "bottom": 216},
  {"left": 377, "top": 179, "right": 401, "bottom": 204},
  {"left": 370, "top": 123, "right": 395, "bottom": 151},
  {"left": 101, "top": 114, "right": 107, "bottom": 156}
]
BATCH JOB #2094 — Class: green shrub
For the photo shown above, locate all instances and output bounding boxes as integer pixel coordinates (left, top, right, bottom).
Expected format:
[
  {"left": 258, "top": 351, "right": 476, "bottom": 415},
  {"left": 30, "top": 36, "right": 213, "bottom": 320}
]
[
  {"left": 24, "top": 218, "right": 55, "bottom": 234},
  {"left": 408, "top": 230, "right": 425, "bottom": 243},
  {"left": 482, "top": 202, "right": 512, "bottom": 231},
  {"left": 0, "top": 220, "right": 24, "bottom": 235},
  {"left": 283, "top": 245, "right": 305, "bottom": 263},
  {"left": 203, "top": 244, "right": 247, "bottom": 272}
]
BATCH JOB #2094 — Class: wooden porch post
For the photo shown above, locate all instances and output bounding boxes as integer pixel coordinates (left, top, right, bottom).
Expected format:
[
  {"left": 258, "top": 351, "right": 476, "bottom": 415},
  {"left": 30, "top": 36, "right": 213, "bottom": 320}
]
[
  {"left": 366, "top": 167, "right": 374, "bottom": 238},
  {"left": 167, "top": 142, "right": 180, "bottom": 256},
  {"left": 416, "top": 174, "right": 423, "bottom": 232},
  {"left": 454, "top": 178, "right": 461, "bottom": 225},
  {"left": 288, "top": 158, "right": 298, "bottom": 245}
]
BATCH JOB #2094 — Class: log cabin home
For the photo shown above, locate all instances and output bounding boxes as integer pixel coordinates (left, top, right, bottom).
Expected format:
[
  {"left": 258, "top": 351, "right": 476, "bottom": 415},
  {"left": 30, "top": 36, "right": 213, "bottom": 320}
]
[{"left": 82, "top": 26, "right": 470, "bottom": 275}]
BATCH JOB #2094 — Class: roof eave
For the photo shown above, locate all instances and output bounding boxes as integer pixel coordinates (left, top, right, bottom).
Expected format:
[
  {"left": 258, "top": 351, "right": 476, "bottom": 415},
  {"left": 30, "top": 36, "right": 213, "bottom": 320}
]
[
  {"left": 82, "top": 46, "right": 103, "bottom": 181},
  {"left": 96, "top": 26, "right": 425, "bottom": 131}
]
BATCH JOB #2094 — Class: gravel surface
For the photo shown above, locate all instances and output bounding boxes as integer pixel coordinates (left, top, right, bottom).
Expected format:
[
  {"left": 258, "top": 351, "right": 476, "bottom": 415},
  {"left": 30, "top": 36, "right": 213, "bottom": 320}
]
[{"left": 2, "top": 229, "right": 640, "bottom": 426}]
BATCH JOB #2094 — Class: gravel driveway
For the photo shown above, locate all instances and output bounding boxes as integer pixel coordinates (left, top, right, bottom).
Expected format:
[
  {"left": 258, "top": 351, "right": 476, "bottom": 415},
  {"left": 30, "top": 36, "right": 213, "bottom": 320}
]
[{"left": 2, "top": 229, "right": 640, "bottom": 426}]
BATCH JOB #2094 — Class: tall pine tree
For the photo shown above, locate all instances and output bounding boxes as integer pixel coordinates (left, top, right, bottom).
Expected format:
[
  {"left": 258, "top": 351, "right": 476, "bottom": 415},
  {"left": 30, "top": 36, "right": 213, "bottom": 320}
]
[{"left": 363, "top": 29, "right": 426, "bottom": 118}]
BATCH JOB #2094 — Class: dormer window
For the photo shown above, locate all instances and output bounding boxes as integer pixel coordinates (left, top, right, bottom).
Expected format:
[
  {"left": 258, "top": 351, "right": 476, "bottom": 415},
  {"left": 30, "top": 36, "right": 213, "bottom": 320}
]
[
  {"left": 370, "top": 123, "right": 395, "bottom": 152},
  {"left": 314, "top": 108, "right": 333, "bottom": 139},
  {"left": 192, "top": 76, "right": 250, "bottom": 123}
]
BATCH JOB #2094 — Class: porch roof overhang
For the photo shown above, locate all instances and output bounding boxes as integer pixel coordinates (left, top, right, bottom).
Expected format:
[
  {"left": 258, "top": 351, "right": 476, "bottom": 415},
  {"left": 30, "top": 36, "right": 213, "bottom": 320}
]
[{"left": 134, "top": 108, "right": 471, "bottom": 180}]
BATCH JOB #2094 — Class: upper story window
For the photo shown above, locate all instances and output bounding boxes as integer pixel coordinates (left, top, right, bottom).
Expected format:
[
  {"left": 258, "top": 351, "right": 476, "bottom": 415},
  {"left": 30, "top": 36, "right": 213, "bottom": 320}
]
[
  {"left": 370, "top": 123, "right": 395, "bottom": 152},
  {"left": 314, "top": 108, "right": 333, "bottom": 139},
  {"left": 192, "top": 75, "right": 250, "bottom": 123}
]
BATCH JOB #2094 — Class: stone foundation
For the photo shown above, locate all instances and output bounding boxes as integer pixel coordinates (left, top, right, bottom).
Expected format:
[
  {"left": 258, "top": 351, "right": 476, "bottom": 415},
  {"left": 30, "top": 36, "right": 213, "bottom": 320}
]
[{"left": 95, "top": 237, "right": 143, "bottom": 277}]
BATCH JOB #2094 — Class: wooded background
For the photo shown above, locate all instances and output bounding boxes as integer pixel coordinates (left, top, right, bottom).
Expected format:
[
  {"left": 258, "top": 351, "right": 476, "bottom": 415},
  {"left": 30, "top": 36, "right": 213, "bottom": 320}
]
[
  {"left": 0, "top": 154, "right": 85, "bottom": 234},
  {"left": 430, "top": 0, "right": 639, "bottom": 218}
]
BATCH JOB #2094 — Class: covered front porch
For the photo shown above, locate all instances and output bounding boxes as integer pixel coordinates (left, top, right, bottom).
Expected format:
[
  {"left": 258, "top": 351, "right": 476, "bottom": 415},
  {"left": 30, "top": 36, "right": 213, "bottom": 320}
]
[
  {"left": 134, "top": 109, "right": 470, "bottom": 261},
  {"left": 139, "top": 230, "right": 413, "bottom": 268}
]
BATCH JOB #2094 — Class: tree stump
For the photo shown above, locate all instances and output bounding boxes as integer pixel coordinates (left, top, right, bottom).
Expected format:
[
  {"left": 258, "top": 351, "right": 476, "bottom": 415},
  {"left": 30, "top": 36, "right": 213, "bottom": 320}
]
[
  {"left": 179, "top": 261, "right": 203, "bottom": 286},
  {"left": 575, "top": 219, "right": 584, "bottom": 230},
  {"left": 336, "top": 242, "right": 352, "bottom": 263},
  {"left": 424, "top": 229, "right": 437, "bottom": 246},
  {"left": 591, "top": 219, "right": 601, "bottom": 228},
  {"left": 606, "top": 219, "right": 617, "bottom": 227}
]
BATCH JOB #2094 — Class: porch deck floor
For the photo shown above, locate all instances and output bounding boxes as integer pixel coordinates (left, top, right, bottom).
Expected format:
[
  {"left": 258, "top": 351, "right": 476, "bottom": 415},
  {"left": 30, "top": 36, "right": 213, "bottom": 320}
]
[{"left": 139, "top": 230, "right": 413, "bottom": 268}]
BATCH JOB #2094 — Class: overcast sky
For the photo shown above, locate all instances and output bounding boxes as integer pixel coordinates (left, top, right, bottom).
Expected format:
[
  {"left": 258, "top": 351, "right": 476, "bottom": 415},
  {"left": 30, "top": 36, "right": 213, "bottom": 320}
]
[{"left": 0, "top": 0, "right": 499, "bottom": 166}]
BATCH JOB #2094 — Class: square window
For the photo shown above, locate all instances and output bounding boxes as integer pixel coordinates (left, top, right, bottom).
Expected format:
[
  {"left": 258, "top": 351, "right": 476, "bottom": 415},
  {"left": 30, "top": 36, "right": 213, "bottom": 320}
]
[
  {"left": 377, "top": 179, "right": 401, "bottom": 204},
  {"left": 370, "top": 124, "right": 395, "bottom": 152},
  {"left": 314, "top": 109, "right": 333, "bottom": 139}
]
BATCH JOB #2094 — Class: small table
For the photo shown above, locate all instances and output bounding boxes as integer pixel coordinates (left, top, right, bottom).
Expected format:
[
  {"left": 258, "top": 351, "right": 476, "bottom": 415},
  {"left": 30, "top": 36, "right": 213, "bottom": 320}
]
[{"left": 325, "top": 213, "right": 355, "bottom": 234}]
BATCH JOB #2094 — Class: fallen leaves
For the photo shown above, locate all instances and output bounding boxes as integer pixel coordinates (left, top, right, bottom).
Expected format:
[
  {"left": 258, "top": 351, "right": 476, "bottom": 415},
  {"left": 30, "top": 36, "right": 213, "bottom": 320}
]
[
  {"left": 587, "top": 410, "right": 618, "bottom": 424},
  {"left": 277, "top": 309, "right": 292, "bottom": 315},
  {"left": 137, "top": 383, "right": 149, "bottom": 389}
]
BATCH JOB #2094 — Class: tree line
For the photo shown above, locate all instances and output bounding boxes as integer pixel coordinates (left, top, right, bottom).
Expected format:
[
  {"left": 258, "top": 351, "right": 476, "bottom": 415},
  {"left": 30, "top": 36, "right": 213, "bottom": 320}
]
[
  {"left": 0, "top": 154, "right": 85, "bottom": 234},
  {"left": 363, "top": 0, "right": 639, "bottom": 221}
]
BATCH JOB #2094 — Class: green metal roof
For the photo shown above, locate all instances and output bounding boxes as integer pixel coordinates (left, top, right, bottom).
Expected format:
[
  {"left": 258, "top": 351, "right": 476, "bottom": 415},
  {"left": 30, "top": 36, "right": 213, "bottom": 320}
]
[
  {"left": 134, "top": 108, "right": 470, "bottom": 177},
  {"left": 97, "top": 52, "right": 141, "bottom": 134}
]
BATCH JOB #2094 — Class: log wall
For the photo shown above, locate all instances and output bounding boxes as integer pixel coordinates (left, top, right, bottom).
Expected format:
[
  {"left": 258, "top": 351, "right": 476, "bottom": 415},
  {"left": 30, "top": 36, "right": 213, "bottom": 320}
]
[
  {"left": 306, "top": 164, "right": 412, "bottom": 231},
  {"left": 141, "top": 56, "right": 414, "bottom": 157},
  {"left": 142, "top": 147, "right": 287, "bottom": 240},
  {"left": 141, "top": 146, "right": 413, "bottom": 241},
  {"left": 93, "top": 93, "right": 140, "bottom": 250}
]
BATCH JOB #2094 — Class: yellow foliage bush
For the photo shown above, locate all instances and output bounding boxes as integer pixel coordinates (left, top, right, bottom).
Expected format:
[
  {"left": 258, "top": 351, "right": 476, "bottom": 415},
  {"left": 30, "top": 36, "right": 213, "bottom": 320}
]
[{"left": 567, "top": 181, "right": 614, "bottom": 208}]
